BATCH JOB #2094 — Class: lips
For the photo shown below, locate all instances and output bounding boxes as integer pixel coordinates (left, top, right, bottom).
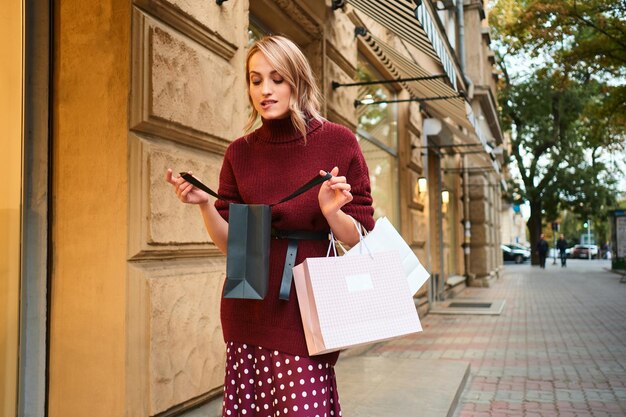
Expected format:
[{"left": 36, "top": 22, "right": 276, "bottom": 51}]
[{"left": 260, "top": 100, "right": 277, "bottom": 109}]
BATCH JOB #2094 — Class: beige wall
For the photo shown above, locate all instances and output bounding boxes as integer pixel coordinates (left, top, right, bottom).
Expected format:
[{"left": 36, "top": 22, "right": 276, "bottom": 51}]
[
  {"left": 48, "top": 0, "right": 130, "bottom": 415},
  {"left": 0, "top": 1, "right": 23, "bottom": 416}
]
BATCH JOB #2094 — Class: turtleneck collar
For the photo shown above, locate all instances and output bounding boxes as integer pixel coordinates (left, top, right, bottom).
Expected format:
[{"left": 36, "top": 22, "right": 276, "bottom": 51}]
[{"left": 255, "top": 116, "right": 323, "bottom": 144}]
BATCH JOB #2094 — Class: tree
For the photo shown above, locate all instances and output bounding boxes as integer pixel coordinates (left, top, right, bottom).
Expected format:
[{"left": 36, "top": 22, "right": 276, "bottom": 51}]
[{"left": 490, "top": 0, "right": 625, "bottom": 264}]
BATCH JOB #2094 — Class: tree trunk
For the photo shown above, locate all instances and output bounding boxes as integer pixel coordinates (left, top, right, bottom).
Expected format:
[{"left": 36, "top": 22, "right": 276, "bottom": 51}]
[{"left": 527, "top": 199, "right": 543, "bottom": 265}]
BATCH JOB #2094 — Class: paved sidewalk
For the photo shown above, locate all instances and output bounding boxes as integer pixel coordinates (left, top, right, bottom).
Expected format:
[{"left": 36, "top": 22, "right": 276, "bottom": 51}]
[
  {"left": 184, "top": 259, "right": 626, "bottom": 416},
  {"left": 368, "top": 259, "right": 626, "bottom": 417}
]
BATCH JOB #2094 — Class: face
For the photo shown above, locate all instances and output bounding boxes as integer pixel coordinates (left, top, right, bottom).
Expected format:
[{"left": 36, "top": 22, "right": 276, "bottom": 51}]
[{"left": 248, "top": 52, "right": 292, "bottom": 120}]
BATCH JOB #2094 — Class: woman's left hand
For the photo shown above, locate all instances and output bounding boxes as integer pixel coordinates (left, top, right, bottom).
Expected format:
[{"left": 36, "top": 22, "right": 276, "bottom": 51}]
[{"left": 318, "top": 166, "right": 353, "bottom": 217}]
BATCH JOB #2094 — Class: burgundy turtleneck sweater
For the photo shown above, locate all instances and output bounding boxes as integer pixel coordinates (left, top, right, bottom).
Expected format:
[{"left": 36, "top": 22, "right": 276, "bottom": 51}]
[{"left": 215, "top": 117, "right": 375, "bottom": 363}]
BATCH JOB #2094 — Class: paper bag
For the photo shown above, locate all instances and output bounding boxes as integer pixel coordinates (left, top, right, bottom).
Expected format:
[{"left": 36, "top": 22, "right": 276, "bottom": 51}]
[
  {"left": 224, "top": 203, "right": 271, "bottom": 299},
  {"left": 293, "top": 250, "right": 422, "bottom": 355},
  {"left": 346, "top": 217, "right": 430, "bottom": 295}
]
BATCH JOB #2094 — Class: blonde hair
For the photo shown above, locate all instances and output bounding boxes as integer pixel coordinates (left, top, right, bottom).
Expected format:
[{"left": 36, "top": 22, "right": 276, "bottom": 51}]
[{"left": 244, "top": 35, "right": 324, "bottom": 139}]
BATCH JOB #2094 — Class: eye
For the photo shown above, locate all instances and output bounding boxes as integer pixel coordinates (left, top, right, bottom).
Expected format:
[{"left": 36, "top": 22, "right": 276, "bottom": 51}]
[
  {"left": 272, "top": 77, "right": 284, "bottom": 84},
  {"left": 251, "top": 78, "right": 261, "bottom": 86}
]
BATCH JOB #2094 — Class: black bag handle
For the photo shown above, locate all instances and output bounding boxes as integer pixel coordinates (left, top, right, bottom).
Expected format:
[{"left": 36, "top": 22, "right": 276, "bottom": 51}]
[{"left": 179, "top": 171, "right": 332, "bottom": 206}]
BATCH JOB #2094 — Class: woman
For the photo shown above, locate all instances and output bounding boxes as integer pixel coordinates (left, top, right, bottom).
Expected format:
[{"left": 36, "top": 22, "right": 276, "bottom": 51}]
[{"left": 165, "top": 35, "right": 375, "bottom": 416}]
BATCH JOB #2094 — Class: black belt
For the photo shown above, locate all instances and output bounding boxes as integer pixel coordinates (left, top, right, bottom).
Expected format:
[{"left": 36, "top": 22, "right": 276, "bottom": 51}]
[{"left": 272, "top": 229, "right": 329, "bottom": 301}]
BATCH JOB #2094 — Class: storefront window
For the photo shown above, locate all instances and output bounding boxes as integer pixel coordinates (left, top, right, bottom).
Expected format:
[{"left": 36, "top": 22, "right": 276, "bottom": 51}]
[{"left": 356, "top": 58, "right": 399, "bottom": 227}]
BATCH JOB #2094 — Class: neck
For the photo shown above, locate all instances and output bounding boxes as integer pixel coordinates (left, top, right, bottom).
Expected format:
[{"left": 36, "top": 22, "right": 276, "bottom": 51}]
[{"left": 255, "top": 116, "right": 322, "bottom": 143}]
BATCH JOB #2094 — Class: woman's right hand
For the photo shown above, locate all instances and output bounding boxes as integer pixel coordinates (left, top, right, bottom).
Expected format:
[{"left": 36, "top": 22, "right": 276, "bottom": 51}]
[{"left": 165, "top": 169, "right": 210, "bottom": 205}]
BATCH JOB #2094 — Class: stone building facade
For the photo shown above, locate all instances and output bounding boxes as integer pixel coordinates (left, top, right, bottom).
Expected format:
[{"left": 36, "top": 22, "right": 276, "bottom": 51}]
[{"left": 4, "top": 0, "right": 505, "bottom": 416}]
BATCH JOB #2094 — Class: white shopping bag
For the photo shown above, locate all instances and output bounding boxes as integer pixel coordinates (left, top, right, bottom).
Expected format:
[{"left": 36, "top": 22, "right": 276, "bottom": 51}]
[
  {"left": 293, "top": 247, "right": 422, "bottom": 356},
  {"left": 345, "top": 217, "right": 430, "bottom": 295}
]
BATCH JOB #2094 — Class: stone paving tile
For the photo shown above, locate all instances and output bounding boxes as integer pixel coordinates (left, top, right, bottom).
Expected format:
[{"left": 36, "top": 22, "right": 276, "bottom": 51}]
[{"left": 368, "top": 260, "right": 626, "bottom": 417}]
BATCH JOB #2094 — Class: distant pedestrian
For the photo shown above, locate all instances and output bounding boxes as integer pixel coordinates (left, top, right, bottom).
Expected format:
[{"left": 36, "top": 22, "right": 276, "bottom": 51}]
[
  {"left": 536, "top": 234, "right": 549, "bottom": 268},
  {"left": 556, "top": 234, "right": 568, "bottom": 267}
]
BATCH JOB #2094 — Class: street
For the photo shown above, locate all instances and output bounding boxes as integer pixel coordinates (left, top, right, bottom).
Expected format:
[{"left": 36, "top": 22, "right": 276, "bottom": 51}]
[{"left": 370, "top": 259, "right": 626, "bottom": 416}]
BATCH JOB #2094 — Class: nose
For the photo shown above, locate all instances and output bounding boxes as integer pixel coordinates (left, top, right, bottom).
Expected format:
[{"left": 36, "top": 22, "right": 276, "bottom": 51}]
[{"left": 261, "top": 79, "right": 272, "bottom": 96}]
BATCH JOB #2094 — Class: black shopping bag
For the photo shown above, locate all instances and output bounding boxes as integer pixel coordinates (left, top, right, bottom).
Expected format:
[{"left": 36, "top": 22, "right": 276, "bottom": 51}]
[
  {"left": 180, "top": 172, "right": 331, "bottom": 300},
  {"left": 224, "top": 203, "right": 271, "bottom": 299}
]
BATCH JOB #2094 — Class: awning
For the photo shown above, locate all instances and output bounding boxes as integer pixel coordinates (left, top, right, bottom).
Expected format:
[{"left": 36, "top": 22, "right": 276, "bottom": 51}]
[
  {"left": 358, "top": 31, "right": 472, "bottom": 131},
  {"left": 350, "top": 0, "right": 462, "bottom": 91}
]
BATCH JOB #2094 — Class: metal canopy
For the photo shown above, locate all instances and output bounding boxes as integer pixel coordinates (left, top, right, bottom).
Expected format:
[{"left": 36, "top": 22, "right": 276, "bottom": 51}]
[
  {"left": 350, "top": 0, "right": 462, "bottom": 91},
  {"left": 357, "top": 31, "right": 472, "bottom": 130}
]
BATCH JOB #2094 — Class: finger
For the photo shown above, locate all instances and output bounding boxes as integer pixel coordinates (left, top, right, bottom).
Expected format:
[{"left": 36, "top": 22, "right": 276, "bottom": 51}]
[
  {"left": 165, "top": 169, "right": 175, "bottom": 184},
  {"left": 328, "top": 176, "right": 347, "bottom": 184},
  {"left": 330, "top": 183, "right": 351, "bottom": 191},
  {"left": 342, "top": 190, "right": 353, "bottom": 201},
  {"left": 180, "top": 182, "right": 194, "bottom": 198},
  {"left": 331, "top": 166, "right": 339, "bottom": 176}
]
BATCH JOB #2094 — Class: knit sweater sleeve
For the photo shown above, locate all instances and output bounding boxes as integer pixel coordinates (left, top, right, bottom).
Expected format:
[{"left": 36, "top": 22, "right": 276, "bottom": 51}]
[
  {"left": 340, "top": 130, "right": 376, "bottom": 232},
  {"left": 214, "top": 143, "right": 244, "bottom": 221}
]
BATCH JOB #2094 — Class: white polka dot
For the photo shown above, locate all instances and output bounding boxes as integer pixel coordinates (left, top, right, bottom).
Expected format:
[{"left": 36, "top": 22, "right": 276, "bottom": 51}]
[
  {"left": 263, "top": 366, "right": 269, "bottom": 372},
  {"left": 261, "top": 355, "right": 265, "bottom": 361},
  {"left": 285, "top": 359, "right": 290, "bottom": 365},
  {"left": 241, "top": 410, "right": 246, "bottom": 415},
  {"left": 276, "top": 361, "right": 281, "bottom": 367},
  {"left": 308, "top": 365, "right": 314, "bottom": 371},
  {"left": 278, "top": 372, "right": 283, "bottom": 379},
  {"left": 300, "top": 379, "right": 305, "bottom": 385},
  {"left": 310, "top": 377, "right": 315, "bottom": 383},
  {"left": 234, "top": 404, "right": 238, "bottom": 410},
  {"left": 304, "top": 404, "right": 309, "bottom": 410},
  {"left": 248, "top": 354, "right": 252, "bottom": 359},
  {"left": 240, "top": 384, "right": 245, "bottom": 389},
  {"left": 244, "top": 369, "right": 249, "bottom": 374},
  {"left": 258, "top": 381, "right": 263, "bottom": 386},
  {"left": 284, "top": 408, "right": 288, "bottom": 414},
  {"left": 291, "top": 393, "right": 296, "bottom": 399},
  {"left": 314, "top": 402, "right": 318, "bottom": 408},
  {"left": 293, "top": 405, "right": 299, "bottom": 412},
  {"left": 231, "top": 380, "right": 236, "bottom": 385},
  {"left": 243, "top": 344, "right": 247, "bottom": 349},
  {"left": 267, "top": 377, "right": 272, "bottom": 384},
  {"left": 280, "top": 384, "right": 285, "bottom": 390},
  {"left": 289, "top": 381, "right": 295, "bottom": 387},
  {"left": 226, "top": 411, "right": 231, "bottom": 415},
  {"left": 313, "top": 389, "right": 317, "bottom": 396},
  {"left": 245, "top": 394, "right": 250, "bottom": 399},
  {"left": 295, "top": 356, "right": 300, "bottom": 361},
  {"left": 240, "top": 359, "right": 244, "bottom": 364},
  {"left": 302, "top": 391, "right": 308, "bottom": 397},
  {"left": 323, "top": 400, "right": 327, "bottom": 406},
  {"left": 274, "top": 351, "right": 279, "bottom": 355},
  {"left": 264, "top": 404, "right": 269, "bottom": 410},
  {"left": 287, "top": 370, "right": 292, "bottom": 376},
  {"left": 238, "top": 348, "right": 242, "bottom": 353},
  {"left": 261, "top": 392, "right": 266, "bottom": 398},
  {"left": 256, "top": 406, "right": 260, "bottom": 412},
  {"left": 318, "top": 364, "right": 323, "bottom": 369},
  {"left": 320, "top": 376, "right": 324, "bottom": 382},
  {"left": 229, "top": 394, "right": 233, "bottom": 400},
  {"left": 256, "top": 369, "right": 260, "bottom": 375},
  {"left": 249, "top": 378, "right": 254, "bottom": 384},
  {"left": 322, "top": 388, "right": 326, "bottom": 394}
]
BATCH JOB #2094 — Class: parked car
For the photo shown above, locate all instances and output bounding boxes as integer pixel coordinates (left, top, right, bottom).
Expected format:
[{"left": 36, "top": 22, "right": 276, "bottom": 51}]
[
  {"left": 502, "top": 243, "right": 531, "bottom": 264},
  {"left": 570, "top": 244, "right": 599, "bottom": 259}
]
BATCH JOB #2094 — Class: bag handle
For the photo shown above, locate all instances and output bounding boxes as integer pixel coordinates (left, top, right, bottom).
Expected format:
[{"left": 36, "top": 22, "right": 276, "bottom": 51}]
[
  {"left": 179, "top": 171, "right": 332, "bottom": 206},
  {"left": 327, "top": 216, "right": 372, "bottom": 258}
]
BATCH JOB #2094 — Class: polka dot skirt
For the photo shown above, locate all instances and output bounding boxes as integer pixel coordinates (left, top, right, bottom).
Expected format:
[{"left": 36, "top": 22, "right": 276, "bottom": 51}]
[{"left": 222, "top": 341, "right": 342, "bottom": 417}]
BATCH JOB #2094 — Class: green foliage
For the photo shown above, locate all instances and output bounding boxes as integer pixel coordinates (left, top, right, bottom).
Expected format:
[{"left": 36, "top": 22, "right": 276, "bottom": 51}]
[{"left": 490, "top": 0, "right": 625, "bottom": 258}]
